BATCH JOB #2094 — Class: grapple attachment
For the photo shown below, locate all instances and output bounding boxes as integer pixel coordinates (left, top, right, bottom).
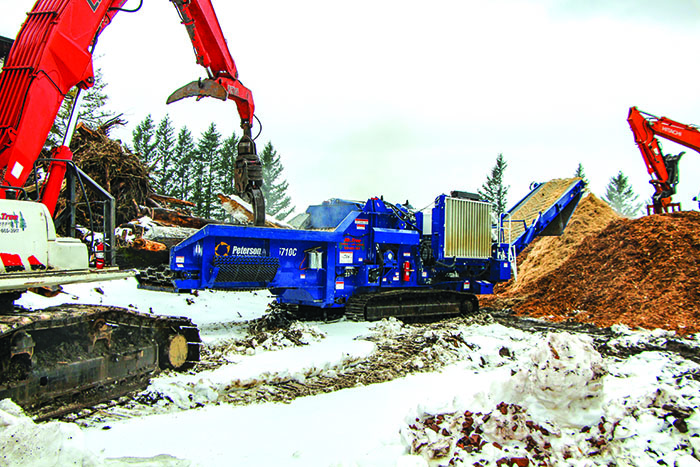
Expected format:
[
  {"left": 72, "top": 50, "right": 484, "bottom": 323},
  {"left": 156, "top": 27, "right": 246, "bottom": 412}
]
[{"left": 166, "top": 78, "right": 228, "bottom": 104}]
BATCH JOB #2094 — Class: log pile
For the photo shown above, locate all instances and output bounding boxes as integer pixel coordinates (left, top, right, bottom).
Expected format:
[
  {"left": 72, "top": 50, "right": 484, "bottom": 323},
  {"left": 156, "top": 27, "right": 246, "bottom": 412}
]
[{"left": 218, "top": 193, "right": 292, "bottom": 229}]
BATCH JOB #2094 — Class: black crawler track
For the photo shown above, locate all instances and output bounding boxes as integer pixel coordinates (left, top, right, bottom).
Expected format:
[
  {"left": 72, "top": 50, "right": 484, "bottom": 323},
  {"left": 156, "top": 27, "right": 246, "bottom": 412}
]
[
  {"left": 0, "top": 304, "right": 201, "bottom": 415},
  {"left": 346, "top": 290, "right": 479, "bottom": 322},
  {"left": 282, "top": 290, "right": 480, "bottom": 322}
]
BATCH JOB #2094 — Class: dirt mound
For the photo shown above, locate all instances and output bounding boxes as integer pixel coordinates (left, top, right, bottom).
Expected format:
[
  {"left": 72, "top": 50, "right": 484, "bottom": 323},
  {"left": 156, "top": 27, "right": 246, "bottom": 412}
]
[{"left": 514, "top": 211, "right": 700, "bottom": 335}]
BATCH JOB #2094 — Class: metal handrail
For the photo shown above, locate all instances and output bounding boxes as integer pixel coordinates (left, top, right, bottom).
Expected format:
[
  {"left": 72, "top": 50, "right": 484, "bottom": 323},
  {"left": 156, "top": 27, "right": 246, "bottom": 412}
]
[
  {"left": 30, "top": 158, "right": 116, "bottom": 267},
  {"left": 0, "top": 185, "right": 28, "bottom": 200}
]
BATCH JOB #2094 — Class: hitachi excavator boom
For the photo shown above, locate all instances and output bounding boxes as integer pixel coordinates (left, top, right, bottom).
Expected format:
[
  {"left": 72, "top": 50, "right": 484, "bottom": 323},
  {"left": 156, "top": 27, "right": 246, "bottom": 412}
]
[{"left": 628, "top": 106, "right": 700, "bottom": 214}]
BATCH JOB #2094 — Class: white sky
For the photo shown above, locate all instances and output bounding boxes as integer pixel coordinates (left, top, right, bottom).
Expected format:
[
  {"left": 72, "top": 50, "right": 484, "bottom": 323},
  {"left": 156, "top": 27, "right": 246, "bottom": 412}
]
[{"left": 2, "top": 0, "right": 700, "bottom": 214}]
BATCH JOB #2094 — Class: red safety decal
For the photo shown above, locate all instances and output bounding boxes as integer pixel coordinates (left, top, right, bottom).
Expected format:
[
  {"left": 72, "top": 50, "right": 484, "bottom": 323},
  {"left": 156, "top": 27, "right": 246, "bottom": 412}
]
[
  {"left": 1, "top": 253, "right": 25, "bottom": 272},
  {"left": 28, "top": 255, "right": 46, "bottom": 271},
  {"left": 355, "top": 218, "right": 368, "bottom": 230}
]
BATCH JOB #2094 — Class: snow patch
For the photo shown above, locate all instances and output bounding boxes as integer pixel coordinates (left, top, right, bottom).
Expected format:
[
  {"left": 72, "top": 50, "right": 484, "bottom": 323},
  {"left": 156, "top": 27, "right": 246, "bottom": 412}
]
[
  {"left": 0, "top": 399, "right": 189, "bottom": 466},
  {"left": 401, "top": 331, "right": 700, "bottom": 466}
]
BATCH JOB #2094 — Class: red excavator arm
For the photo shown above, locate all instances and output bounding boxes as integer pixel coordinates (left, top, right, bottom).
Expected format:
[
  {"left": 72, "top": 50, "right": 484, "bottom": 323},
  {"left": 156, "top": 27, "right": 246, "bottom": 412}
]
[
  {"left": 627, "top": 106, "right": 700, "bottom": 214},
  {"left": 168, "top": 0, "right": 264, "bottom": 224},
  {"left": 0, "top": 0, "right": 264, "bottom": 224}
]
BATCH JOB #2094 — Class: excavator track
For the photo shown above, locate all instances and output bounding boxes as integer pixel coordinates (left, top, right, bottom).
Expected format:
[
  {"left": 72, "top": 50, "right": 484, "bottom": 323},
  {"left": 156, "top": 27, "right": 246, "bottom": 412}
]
[
  {"left": 346, "top": 289, "right": 479, "bottom": 322},
  {"left": 0, "top": 304, "right": 201, "bottom": 417}
]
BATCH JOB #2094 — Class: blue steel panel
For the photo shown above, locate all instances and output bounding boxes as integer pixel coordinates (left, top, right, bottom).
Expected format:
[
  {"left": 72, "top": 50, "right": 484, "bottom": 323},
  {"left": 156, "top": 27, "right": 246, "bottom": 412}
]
[{"left": 373, "top": 228, "right": 420, "bottom": 245}]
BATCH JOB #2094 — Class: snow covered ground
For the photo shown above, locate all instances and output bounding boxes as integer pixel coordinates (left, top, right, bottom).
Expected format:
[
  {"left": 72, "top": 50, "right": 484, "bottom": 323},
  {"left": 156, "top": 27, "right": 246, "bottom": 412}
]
[{"left": 2, "top": 278, "right": 699, "bottom": 466}]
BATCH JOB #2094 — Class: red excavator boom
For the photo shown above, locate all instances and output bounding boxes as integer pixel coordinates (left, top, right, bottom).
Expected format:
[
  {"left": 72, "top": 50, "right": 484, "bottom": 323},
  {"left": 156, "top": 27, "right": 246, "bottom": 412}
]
[
  {"left": 627, "top": 106, "right": 700, "bottom": 214},
  {"left": 0, "top": 0, "right": 263, "bottom": 413},
  {"left": 0, "top": 0, "right": 263, "bottom": 222}
]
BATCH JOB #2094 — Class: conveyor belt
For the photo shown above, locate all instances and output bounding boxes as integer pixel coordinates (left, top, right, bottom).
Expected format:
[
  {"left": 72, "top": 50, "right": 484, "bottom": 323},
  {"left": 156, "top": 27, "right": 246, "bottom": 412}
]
[{"left": 503, "top": 178, "right": 582, "bottom": 242}]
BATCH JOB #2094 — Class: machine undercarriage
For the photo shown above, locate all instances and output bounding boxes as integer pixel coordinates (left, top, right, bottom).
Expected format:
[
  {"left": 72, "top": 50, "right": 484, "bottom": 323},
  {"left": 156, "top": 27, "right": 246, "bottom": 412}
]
[
  {"left": 345, "top": 290, "right": 479, "bottom": 322},
  {"left": 0, "top": 304, "right": 200, "bottom": 419}
]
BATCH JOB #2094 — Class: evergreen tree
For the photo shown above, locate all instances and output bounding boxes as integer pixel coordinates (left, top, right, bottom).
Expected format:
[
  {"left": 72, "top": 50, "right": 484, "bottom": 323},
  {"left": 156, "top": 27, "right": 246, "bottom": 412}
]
[
  {"left": 259, "top": 142, "right": 294, "bottom": 219},
  {"left": 47, "top": 68, "right": 115, "bottom": 147},
  {"left": 171, "top": 126, "right": 196, "bottom": 201},
  {"left": 574, "top": 163, "right": 590, "bottom": 189},
  {"left": 193, "top": 123, "right": 222, "bottom": 219},
  {"left": 603, "top": 171, "right": 642, "bottom": 217},
  {"left": 152, "top": 115, "right": 176, "bottom": 194},
  {"left": 132, "top": 114, "right": 157, "bottom": 168},
  {"left": 478, "top": 153, "right": 509, "bottom": 216},
  {"left": 214, "top": 132, "right": 239, "bottom": 197}
]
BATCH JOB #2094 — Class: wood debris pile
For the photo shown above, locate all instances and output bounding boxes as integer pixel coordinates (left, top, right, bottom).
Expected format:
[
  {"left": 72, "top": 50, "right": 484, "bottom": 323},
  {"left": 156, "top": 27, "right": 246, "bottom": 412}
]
[
  {"left": 63, "top": 122, "right": 151, "bottom": 226},
  {"left": 486, "top": 194, "right": 700, "bottom": 335},
  {"left": 515, "top": 211, "right": 700, "bottom": 334},
  {"left": 57, "top": 123, "right": 286, "bottom": 269}
]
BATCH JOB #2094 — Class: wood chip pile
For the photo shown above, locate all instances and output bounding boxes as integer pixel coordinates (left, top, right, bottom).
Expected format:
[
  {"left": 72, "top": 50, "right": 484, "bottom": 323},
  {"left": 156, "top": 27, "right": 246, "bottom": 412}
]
[
  {"left": 498, "top": 193, "right": 622, "bottom": 295},
  {"left": 58, "top": 124, "right": 218, "bottom": 267},
  {"left": 486, "top": 194, "right": 700, "bottom": 335}
]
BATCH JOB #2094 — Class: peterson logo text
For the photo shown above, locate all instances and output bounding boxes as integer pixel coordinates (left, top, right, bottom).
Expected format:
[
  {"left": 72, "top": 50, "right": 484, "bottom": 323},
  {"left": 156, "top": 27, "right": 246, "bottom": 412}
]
[{"left": 230, "top": 246, "right": 263, "bottom": 256}]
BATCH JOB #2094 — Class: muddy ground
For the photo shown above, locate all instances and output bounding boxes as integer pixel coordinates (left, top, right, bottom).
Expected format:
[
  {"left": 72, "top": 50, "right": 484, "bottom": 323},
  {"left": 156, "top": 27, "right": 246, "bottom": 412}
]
[{"left": 54, "top": 308, "right": 700, "bottom": 424}]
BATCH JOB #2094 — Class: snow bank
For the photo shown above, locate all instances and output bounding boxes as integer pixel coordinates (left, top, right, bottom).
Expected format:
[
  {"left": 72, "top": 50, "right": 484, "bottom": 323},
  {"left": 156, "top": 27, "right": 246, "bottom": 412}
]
[
  {"left": 500, "top": 331, "right": 606, "bottom": 425},
  {"left": 75, "top": 320, "right": 374, "bottom": 421},
  {"left": 0, "top": 399, "right": 190, "bottom": 466},
  {"left": 0, "top": 399, "right": 103, "bottom": 466},
  {"left": 401, "top": 331, "right": 700, "bottom": 467}
]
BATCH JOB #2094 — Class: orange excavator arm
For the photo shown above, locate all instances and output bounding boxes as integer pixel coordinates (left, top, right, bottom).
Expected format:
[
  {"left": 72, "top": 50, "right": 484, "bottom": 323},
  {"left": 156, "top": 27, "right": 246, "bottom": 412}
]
[
  {"left": 0, "top": 0, "right": 264, "bottom": 224},
  {"left": 627, "top": 106, "right": 700, "bottom": 214}
]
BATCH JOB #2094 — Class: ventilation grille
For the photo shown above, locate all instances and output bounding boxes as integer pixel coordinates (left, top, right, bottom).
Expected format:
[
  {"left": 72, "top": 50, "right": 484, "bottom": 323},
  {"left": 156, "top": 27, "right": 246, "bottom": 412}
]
[
  {"left": 443, "top": 198, "right": 492, "bottom": 259},
  {"left": 213, "top": 255, "right": 279, "bottom": 283}
]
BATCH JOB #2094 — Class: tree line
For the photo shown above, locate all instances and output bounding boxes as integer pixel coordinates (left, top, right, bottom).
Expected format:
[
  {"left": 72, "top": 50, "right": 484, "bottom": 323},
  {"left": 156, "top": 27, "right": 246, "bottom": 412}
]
[
  {"left": 131, "top": 115, "right": 294, "bottom": 221},
  {"left": 1, "top": 57, "right": 644, "bottom": 221},
  {"left": 479, "top": 154, "right": 643, "bottom": 218}
]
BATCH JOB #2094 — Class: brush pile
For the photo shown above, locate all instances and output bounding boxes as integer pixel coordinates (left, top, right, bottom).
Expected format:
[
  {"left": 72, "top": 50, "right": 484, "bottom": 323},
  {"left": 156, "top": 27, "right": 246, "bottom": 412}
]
[{"left": 60, "top": 122, "right": 151, "bottom": 227}]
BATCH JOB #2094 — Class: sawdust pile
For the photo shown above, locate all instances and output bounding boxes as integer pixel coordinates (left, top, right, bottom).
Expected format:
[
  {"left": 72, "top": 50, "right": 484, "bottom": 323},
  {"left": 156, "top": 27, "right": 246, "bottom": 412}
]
[{"left": 515, "top": 211, "right": 700, "bottom": 335}]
